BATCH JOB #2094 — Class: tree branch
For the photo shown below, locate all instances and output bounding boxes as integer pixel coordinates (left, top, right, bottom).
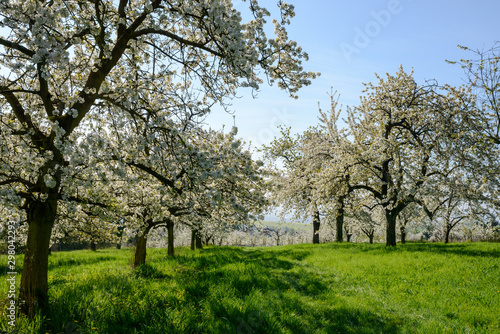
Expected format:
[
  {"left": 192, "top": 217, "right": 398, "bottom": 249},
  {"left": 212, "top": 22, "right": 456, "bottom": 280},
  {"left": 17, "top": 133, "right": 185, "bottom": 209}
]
[
  {"left": 132, "top": 28, "right": 223, "bottom": 58},
  {"left": 0, "top": 38, "right": 35, "bottom": 57}
]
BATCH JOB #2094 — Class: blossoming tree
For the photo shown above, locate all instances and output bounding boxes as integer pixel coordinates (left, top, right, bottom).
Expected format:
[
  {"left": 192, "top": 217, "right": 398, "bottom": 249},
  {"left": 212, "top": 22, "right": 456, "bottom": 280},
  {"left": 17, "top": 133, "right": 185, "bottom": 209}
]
[
  {"left": 319, "top": 67, "right": 481, "bottom": 246},
  {"left": 0, "top": 0, "right": 317, "bottom": 315}
]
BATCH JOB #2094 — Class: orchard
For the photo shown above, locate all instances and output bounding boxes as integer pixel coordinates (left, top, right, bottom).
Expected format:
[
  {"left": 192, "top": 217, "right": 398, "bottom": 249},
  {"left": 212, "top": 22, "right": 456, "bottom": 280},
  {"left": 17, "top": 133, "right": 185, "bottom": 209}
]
[{"left": 0, "top": 0, "right": 498, "bottom": 329}]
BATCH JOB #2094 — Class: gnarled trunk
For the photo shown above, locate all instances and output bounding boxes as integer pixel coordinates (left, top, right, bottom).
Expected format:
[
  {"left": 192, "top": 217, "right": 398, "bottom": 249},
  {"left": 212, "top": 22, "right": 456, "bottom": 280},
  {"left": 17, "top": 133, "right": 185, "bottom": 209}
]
[
  {"left": 134, "top": 234, "right": 147, "bottom": 267},
  {"left": 134, "top": 225, "right": 152, "bottom": 267},
  {"left": 20, "top": 199, "right": 57, "bottom": 317},
  {"left": 312, "top": 210, "right": 320, "bottom": 244},
  {"left": 386, "top": 210, "right": 397, "bottom": 247}
]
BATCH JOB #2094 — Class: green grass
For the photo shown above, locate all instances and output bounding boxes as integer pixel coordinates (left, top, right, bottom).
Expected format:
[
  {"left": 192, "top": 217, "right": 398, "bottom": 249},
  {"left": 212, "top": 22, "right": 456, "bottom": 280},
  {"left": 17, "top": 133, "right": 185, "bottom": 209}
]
[{"left": 1, "top": 242, "right": 499, "bottom": 333}]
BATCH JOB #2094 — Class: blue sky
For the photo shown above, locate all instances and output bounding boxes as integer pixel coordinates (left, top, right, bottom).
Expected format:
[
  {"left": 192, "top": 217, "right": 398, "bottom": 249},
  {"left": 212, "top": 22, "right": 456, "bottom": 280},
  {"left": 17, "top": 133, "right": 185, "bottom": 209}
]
[{"left": 206, "top": 0, "right": 500, "bottom": 153}]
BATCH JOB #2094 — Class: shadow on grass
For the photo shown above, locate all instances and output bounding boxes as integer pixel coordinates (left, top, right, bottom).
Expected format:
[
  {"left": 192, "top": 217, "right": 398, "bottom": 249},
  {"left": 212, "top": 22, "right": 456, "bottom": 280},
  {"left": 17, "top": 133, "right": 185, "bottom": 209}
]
[
  {"left": 318, "top": 241, "right": 500, "bottom": 259},
  {"left": 133, "top": 263, "right": 170, "bottom": 279},
  {"left": 39, "top": 246, "right": 404, "bottom": 333},
  {"left": 396, "top": 243, "right": 500, "bottom": 258}
]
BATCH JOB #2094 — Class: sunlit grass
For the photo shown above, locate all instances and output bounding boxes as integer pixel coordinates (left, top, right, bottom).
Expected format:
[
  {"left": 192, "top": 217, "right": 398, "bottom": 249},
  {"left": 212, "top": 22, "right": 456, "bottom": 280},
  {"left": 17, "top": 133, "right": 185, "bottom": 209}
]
[{"left": 1, "top": 242, "right": 499, "bottom": 333}]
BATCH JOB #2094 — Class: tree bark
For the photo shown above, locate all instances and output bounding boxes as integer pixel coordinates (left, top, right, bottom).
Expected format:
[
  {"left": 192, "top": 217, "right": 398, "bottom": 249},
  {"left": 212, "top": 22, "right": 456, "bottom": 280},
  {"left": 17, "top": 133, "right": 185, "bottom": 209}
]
[
  {"left": 116, "top": 226, "right": 124, "bottom": 249},
  {"left": 444, "top": 225, "right": 451, "bottom": 244},
  {"left": 312, "top": 210, "right": 320, "bottom": 244},
  {"left": 369, "top": 235, "right": 374, "bottom": 244},
  {"left": 134, "top": 233, "right": 147, "bottom": 267},
  {"left": 195, "top": 232, "right": 203, "bottom": 249},
  {"left": 167, "top": 220, "right": 174, "bottom": 257},
  {"left": 134, "top": 225, "right": 152, "bottom": 267},
  {"left": 90, "top": 241, "right": 97, "bottom": 251},
  {"left": 336, "top": 197, "right": 345, "bottom": 242},
  {"left": 19, "top": 199, "right": 57, "bottom": 317},
  {"left": 344, "top": 225, "right": 352, "bottom": 242},
  {"left": 400, "top": 225, "right": 406, "bottom": 244},
  {"left": 386, "top": 210, "right": 397, "bottom": 246},
  {"left": 190, "top": 229, "right": 196, "bottom": 250}
]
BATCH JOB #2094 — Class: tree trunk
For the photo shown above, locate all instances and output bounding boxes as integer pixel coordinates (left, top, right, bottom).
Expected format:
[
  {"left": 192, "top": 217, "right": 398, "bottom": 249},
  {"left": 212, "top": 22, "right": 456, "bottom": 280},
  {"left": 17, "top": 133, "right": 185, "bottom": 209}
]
[
  {"left": 385, "top": 210, "right": 397, "bottom": 247},
  {"left": 195, "top": 233, "right": 203, "bottom": 249},
  {"left": 312, "top": 210, "right": 320, "bottom": 244},
  {"left": 444, "top": 225, "right": 451, "bottom": 244},
  {"left": 90, "top": 241, "right": 97, "bottom": 251},
  {"left": 369, "top": 234, "right": 374, "bottom": 244},
  {"left": 190, "top": 230, "right": 196, "bottom": 250},
  {"left": 344, "top": 225, "right": 352, "bottom": 242},
  {"left": 134, "top": 233, "right": 147, "bottom": 267},
  {"left": 336, "top": 197, "right": 344, "bottom": 242},
  {"left": 400, "top": 226, "right": 406, "bottom": 244},
  {"left": 134, "top": 225, "right": 152, "bottom": 267},
  {"left": 19, "top": 199, "right": 57, "bottom": 317},
  {"left": 116, "top": 226, "right": 124, "bottom": 249},
  {"left": 167, "top": 221, "right": 174, "bottom": 257}
]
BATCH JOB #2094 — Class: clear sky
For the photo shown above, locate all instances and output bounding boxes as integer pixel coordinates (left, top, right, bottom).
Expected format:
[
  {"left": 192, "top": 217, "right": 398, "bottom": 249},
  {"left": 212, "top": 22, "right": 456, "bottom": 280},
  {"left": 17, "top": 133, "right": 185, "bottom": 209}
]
[{"left": 206, "top": 0, "right": 500, "bottom": 154}]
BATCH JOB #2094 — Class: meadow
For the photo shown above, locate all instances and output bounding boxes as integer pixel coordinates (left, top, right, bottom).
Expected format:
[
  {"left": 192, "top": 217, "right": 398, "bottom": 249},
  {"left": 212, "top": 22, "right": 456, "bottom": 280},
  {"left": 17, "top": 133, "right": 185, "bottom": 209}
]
[{"left": 1, "top": 242, "right": 499, "bottom": 333}]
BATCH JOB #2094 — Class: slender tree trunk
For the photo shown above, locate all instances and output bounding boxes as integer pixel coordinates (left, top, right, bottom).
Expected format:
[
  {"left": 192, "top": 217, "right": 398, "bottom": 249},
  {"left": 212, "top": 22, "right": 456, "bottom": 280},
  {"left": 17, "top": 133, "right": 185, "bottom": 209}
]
[
  {"left": 386, "top": 210, "right": 397, "bottom": 247},
  {"left": 336, "top": 197, "right": 345, "bottom": 242},
  {"left": 444, "top": 225, "right": 451, "bottom": 244},
  {"left": 190, "top": 230, "right": 196, "bottom": 250},
  {"left": 19, "top": 199, "right": 57, "bottom": 317},
  {"left": 400, "top": 226, "right": 406, "bottom": 244},
  {"left": 167, "top": 221, "right": 174, "bottom": 257},
  {"left": 90, "top": 241, "right": 97, "bottom": 251},
  {"left": 344, "top": 225, "right": 352, "bottom": 242},
  {"left": 369, "top": 234, "right": 374, "bottom": 244},
  {"left": 312, "top": 210, "right": 320, "bottom": 244},
  {"left": 116, "top": 226, "right": 124, "bottom": 249}
]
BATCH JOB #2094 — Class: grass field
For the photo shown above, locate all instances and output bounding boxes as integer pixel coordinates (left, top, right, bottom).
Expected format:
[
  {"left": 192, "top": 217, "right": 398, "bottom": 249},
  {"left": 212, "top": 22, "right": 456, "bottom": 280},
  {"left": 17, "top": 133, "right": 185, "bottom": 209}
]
[{"left": 1, "top": 242, "right": 499, "bottom": 333}]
